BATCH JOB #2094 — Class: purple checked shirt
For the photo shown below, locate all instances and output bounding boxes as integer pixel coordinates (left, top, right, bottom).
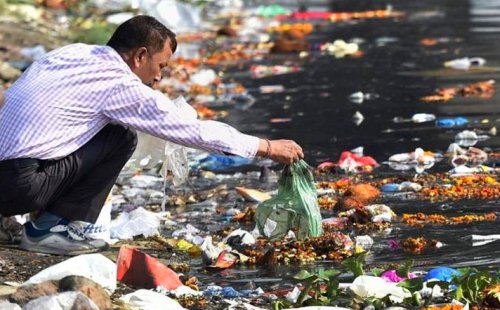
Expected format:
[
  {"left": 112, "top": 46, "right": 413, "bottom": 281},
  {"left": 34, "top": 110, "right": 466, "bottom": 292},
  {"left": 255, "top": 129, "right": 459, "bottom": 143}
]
[{"left": 0, "top": 43, "right": 260, "bottom": 160}]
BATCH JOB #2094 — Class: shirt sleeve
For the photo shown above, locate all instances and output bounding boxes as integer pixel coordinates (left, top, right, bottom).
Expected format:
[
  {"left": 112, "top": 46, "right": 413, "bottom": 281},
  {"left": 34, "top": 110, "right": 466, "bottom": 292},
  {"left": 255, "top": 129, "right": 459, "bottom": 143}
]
[{"left": 102, "top": 76, "right": 260, "bottom": 158}]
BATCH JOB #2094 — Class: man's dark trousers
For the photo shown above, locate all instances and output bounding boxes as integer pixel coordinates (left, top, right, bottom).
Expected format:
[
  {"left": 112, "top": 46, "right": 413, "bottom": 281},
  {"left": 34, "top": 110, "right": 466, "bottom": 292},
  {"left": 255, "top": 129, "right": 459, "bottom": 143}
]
[{"left": 0, "top": 124, "right": 137, "bottom": 222}]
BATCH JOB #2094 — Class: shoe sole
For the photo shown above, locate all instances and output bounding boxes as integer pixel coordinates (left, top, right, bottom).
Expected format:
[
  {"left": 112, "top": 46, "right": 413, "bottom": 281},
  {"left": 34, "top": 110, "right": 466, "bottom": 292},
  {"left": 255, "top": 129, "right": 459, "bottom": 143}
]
[
  {"left": 19, "top": 242, "right": 105, "bottom": 256},
  {"left": 20, "top": 232, "right": 109, "bottom": 256}
]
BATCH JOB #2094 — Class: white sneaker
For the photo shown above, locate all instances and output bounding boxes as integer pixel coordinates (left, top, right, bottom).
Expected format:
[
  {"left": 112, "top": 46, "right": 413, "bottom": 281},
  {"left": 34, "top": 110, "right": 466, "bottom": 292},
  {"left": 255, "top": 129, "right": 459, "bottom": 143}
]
[{"left": 20, "top": 219, "right": 108, "bottom": 255}]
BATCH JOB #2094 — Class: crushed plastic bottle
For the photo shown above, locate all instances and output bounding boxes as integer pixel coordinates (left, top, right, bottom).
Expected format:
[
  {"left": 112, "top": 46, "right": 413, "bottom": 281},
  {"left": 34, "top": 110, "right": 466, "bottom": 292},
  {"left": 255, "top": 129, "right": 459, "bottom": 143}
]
[
  {"left": 444, "top": 57, "right": 486, "bottom": 70},
  {"left": 412, "top": 113, "right": 436, "bottom": 123}
]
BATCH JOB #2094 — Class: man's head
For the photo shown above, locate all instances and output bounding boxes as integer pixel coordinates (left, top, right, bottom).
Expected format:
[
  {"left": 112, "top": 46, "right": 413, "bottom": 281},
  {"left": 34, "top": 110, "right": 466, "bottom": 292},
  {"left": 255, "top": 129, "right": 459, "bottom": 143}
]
[{"left": 107, "top": 15, "right": 177, "bottom": 88}]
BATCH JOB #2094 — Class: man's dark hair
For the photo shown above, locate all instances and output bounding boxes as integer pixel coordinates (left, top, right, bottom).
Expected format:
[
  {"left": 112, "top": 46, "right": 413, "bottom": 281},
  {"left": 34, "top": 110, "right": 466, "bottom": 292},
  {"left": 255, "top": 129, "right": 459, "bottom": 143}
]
[{"left": 107, "top": 15, "right": 177, "bottom": 55}]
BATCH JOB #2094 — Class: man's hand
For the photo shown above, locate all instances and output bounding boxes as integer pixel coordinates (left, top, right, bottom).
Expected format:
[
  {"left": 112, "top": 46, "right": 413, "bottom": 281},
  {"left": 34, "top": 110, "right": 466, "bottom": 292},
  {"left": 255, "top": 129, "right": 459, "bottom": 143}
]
[{"left": 258, "top": 139, "right": 304, "bottom": 165}]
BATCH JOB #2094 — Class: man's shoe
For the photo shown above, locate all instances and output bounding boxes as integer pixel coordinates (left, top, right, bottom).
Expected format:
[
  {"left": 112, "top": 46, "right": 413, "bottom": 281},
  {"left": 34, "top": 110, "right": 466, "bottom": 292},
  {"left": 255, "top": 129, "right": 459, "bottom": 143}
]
[
  {"left": 0, "top": 214, "right": 22, "bottom": 244},
  {"left": 20, "top": 219, "right": 109, "bottom": 255}
]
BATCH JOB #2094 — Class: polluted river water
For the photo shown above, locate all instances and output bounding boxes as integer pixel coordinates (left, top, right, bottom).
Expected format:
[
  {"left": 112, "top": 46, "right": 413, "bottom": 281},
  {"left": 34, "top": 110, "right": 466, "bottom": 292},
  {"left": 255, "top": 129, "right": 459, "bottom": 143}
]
[{"left": 135, "top": 0, "right": 500, "bottom": 297}]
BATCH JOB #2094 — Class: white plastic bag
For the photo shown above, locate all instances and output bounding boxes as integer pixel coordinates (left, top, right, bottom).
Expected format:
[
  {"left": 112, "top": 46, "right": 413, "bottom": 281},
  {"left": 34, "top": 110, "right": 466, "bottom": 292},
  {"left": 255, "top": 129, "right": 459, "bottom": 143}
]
[
  {"left": 120, "top": 289, "right": 186, "bottom": 310},
  {"left": 348, "top": 275, "right": 411, "bottom": 303},
  {"left": 23, "top": 254, "right": 117, "bottom": 293},
  {"left": 110, "top": 207, "right": 163, "bottom": 240},
  {"left": 162, "top": 96, "right": 197, "bottom": 187}
]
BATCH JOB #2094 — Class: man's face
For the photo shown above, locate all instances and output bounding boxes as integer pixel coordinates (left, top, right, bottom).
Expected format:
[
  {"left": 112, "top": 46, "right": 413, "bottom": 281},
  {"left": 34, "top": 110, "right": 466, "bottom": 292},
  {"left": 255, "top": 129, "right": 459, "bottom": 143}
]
[{"left": 133, "top": 39, "right": 173, "bottom": 89}]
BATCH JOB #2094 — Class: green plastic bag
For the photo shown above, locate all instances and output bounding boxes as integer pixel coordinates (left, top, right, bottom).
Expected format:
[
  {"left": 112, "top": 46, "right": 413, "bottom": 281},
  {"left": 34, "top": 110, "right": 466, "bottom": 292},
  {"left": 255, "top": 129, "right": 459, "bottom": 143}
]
[{"left": 255, "top": 160, "right": 322, "bottom": 240}]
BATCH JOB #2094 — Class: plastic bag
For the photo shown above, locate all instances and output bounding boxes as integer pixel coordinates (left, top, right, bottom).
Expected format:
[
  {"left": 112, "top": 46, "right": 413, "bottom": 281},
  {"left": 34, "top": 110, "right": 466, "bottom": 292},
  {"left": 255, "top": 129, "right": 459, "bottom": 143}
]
[
  {"left": 162, "top": 96, "right": 197, "bottom": 186},
  {"left": 255, "top": 160, "right": 322, "bottom": 240}
]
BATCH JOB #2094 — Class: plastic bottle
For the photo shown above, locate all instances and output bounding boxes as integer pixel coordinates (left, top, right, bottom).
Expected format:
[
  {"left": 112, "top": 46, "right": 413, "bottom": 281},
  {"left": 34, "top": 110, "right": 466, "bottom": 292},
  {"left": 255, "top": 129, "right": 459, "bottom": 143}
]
[
  {"left": 444, "top": 57, "right": 486, "bottom": 70},
  {"left": 412, "top": 113, "right": 436, "bottom": 123}
]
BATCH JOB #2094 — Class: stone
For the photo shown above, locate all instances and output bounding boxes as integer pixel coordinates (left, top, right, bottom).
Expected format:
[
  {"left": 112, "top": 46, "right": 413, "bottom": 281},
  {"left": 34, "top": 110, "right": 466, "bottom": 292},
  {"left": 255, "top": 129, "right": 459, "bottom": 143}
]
[
  {"left": 9, "top": 281, "right": 58, "bottom": 306},
  {"left": 58, "top": 276, "right": 112, "bottom": 310}
]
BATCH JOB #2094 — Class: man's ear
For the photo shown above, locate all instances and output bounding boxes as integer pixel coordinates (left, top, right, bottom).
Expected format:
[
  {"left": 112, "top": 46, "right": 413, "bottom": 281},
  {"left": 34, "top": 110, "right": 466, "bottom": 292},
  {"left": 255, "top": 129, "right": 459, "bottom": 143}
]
[{"left": 132, "top": 47, "right": 148, "bottom": 68}]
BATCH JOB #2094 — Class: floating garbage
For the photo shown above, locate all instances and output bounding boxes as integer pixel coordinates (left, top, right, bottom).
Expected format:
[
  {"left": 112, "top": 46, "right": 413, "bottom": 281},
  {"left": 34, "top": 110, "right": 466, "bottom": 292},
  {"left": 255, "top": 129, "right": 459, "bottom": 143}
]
[
  {"left": 366, "top": 204, "right": 396, "bottom": 222},
  {"left": 449, "top": 165, "right": 494, "bottom": 176},
  {"left": 250, "top": 64, "right": 300, "bottom": 79},
  {"left": 235, "top": 187, "right": 271, "bottom": 202},
  {"left": 455, "top": 130, "right": 490, "bottom": 147},
  {"left": 381, "top": 181, "right": 422, "bottom": 192},
  {"left": 321, "top": 39, "right": 359, "bottom": 58},
  {"left": 392, "top": 113, "right": 436, "bottom": 123},
  {"left": 444, "top": 57, "right": 486, "bottom": 70},
  {"left": 348, "top": 91, "right": 379, "bottom": 104},
  {"left": 448, "top": 144, "right": 488, "bottom": 167},
  {"left": 421, "top": 80, "right": 495, "bottom": 102},
  {"left": 336, "top": 151, "right": 379, "bottom": 173},
  {"left": 388, "top": 148, "right": 439, "bottom": 173},
  {"left": 259, "top": 85, "right": 285, "bottom": 93},
  {"left": 435, "top": 117, "right": 469, "bottom": 128},
  {"left": 352, "top": 111, "right": 364, "bottom": 125},
  {"left": 412, "top": 113, "right": 436, "bottom": 123},
  {"left": 463, "top": 234, "right": 500, "bottom": 247}
]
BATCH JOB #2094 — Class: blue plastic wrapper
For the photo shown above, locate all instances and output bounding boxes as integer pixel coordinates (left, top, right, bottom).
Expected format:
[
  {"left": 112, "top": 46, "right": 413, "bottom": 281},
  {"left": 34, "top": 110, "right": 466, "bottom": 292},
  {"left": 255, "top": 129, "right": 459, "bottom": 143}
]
[
  {"left": 198, "top": 154, "right": 252, "bottom": 172},
  {"left": 435, "top": 117, "right": 468, "bottom": 128},
  {"left": 203, "top": 286, "right": 243, "bottom": 298},
  {"left": 425, "top": 267, "right": 460, "bottom": 282},
  {"left": 380, "top": 183, "right": 400, "bottom": 192}
]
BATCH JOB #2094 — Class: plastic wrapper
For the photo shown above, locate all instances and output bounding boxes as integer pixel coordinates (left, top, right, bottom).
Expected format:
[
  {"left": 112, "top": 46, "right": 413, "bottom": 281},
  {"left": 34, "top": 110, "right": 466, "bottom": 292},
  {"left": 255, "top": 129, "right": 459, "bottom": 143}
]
[
  {"left": 255, "top": 160, "right": 322, "bottom": 240},
  {"left": 162, "top": 96, "right": 197, "bottom": 186}
]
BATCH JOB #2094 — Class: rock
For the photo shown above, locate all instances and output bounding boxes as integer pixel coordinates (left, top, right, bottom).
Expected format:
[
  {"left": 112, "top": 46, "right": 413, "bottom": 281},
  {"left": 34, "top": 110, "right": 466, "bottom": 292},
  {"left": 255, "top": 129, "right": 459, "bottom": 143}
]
[
  {"left": 0, "top": 62, "right": 21, "bottom": 81},
  {"left": 0, "top": 216, "right": 23, "bottom": 243},
  {"left": 58, "top": 276, "right": 112, "bottom": 310},
  {"left": 9, "top": 281, "right": 59, "bottom": 306}
]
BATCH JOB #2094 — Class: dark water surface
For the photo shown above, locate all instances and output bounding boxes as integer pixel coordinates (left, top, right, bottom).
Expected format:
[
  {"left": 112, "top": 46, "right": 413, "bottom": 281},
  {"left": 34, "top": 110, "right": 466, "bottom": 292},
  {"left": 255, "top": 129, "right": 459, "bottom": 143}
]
[{"left": 183, "top": 0, "right": 500, "bottom": 290}]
